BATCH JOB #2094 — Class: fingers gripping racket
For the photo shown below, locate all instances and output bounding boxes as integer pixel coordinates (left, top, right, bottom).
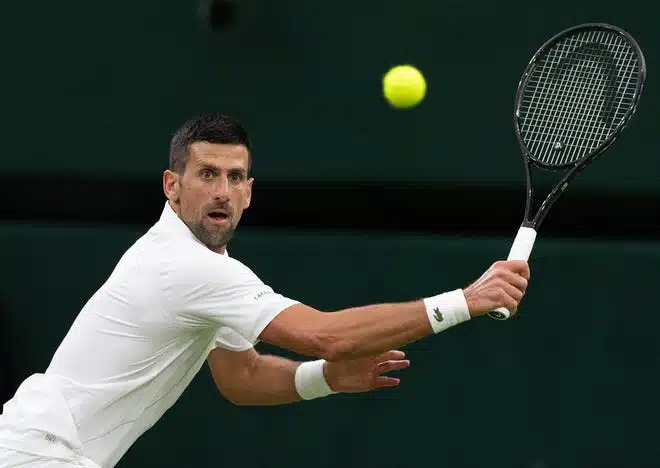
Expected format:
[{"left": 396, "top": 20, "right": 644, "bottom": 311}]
[{"left": 488, "top": 23, "right": 646, "bottom": 320}]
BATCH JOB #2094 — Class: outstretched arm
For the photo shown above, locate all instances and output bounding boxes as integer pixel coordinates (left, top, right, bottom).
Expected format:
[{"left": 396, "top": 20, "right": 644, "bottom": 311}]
[
  {"left": 181, "top": 255, "right": 529, "bottom": 367},
  {"left": 207, "top": 346, "right": 409, "bottom": 406},
  {"left": 259, "top": 260, "right": 530, "bottom": 362}
]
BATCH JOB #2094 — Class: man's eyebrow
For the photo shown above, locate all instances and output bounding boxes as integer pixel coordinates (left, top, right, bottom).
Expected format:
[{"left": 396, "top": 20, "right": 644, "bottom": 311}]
[{"left": 197, "top": 163, "right": 220, "bottom": 171}]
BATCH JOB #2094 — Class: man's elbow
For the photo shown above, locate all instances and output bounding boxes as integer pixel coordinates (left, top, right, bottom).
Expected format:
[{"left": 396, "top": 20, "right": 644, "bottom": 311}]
[
  {"left": 260, "top": 307, "right": 358, "bottom": 361},
  {"left": 310, "top": 333, "right": 357, "bottom": 362},
  {"left": 216, "top": 384, "right": 244, "bottom": 405},
  {"left": 216, "top": 384, "right": 259, "bottom": 406}
]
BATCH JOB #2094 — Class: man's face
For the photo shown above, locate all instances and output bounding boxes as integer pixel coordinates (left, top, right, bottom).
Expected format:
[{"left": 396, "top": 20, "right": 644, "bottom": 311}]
[{"left": 164, "top": 142, "right": 253, "bottom": 253}]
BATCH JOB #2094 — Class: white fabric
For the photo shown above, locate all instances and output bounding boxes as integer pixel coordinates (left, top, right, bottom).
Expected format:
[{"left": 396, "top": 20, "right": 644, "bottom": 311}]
[
  {"left": 0, "top": 430, "right": 100, "bottom": 467},
  {"left": 0, "top": 448, "right": 100, "bottom": 468},
  {"left": 0, "top": 202, "right": 298, "bottom": 468},
  {"left": 294, "top": 360, "right": 335, "bottom": 400},
  {"left": 423, "top": 289, "right": 470, "bottom": 333}
]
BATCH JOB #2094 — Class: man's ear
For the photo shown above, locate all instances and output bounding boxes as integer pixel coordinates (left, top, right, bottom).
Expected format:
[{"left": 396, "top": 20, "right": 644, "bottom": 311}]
[
  {"left": 163, "top": 170, "right": 181, "bottom": 203},
  {"left": 244, "top": 177, "right": 254, "bottom": 209}
]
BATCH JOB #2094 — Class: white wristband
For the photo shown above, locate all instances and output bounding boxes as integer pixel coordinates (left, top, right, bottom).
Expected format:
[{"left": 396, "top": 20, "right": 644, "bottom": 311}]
[
  {"left": 423, "top": 289, "right": 471, "bottom": 334},
  {"left": 294, "top": 360, "right": 337, "bottom": 400}
]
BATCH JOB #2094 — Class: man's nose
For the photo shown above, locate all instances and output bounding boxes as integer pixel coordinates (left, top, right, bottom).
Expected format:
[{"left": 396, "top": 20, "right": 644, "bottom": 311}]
[{"left": 213, "top": 176, "right": 231, "bottom": 201}]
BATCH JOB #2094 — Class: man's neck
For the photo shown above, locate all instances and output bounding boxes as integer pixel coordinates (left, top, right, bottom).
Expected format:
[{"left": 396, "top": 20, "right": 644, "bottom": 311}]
[{"left": 167, "top": 200, "right": 227, "bottom": 255}]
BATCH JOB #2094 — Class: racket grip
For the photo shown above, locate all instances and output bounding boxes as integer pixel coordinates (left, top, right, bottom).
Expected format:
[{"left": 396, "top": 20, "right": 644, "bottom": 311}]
[{"left": 487, "top": 226, "right": 537, "bottom": 321}]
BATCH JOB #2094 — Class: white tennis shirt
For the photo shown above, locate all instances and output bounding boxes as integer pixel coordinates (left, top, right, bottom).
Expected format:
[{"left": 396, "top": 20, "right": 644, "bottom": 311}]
[{"left": 0, "top": 202, "right": 299, "bottom": 467}]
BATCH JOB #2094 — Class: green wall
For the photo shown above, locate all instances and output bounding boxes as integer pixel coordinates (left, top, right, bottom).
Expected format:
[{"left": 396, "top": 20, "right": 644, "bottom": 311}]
[
  {"left": 2, "top": 224, "right": 659, "bottom": 467},
  {"left": 1, "top": 0, "right": 656, "bottom": 192}
]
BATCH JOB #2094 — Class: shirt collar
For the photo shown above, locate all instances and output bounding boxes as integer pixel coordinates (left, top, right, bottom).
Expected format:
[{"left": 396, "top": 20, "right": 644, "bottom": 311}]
[{"left": 158, "top": 201, "right": 229, "bottom": 256}]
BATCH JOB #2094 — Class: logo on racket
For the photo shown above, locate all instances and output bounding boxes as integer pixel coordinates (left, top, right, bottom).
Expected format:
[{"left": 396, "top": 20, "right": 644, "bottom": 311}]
[
  {"left": 433, "top": 307, "right": 444, "bottom": 323},
  {"left": 550, "top": 42, "right": 620, "bottom": 127}
]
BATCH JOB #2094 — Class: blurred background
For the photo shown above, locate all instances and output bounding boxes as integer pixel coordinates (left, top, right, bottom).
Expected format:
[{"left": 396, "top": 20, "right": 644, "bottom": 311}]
[{"left": 2, "top": 1, "right": 659, "bottom": 467}]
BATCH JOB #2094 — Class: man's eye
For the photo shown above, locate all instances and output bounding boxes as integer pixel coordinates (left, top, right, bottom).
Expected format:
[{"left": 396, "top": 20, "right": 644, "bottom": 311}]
[
  {"left": 229, "top": 173, "right": 243, "bottom": 182},
  {"left": 200, "top": 170, "right": 214, "bottom": 179}
]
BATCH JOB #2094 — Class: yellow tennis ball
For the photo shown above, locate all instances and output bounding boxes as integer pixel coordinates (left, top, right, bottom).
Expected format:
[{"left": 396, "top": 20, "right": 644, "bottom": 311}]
[{"left": 382, "top": 65, "right": 427, "bottom": 109}]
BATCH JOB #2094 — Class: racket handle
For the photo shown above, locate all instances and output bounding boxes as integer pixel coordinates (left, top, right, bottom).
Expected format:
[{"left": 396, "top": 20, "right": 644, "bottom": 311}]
[{"left": 487, "top": 226, "right": 537, "bottom": 321}]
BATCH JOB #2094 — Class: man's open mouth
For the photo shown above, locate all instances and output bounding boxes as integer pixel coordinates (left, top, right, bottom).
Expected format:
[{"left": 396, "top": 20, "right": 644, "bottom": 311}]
[{"left": 208, "top": 210, "right": 229, "bottom": 221}]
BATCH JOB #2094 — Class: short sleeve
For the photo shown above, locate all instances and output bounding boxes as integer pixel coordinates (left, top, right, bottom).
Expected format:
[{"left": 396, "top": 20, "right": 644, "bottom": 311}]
[
  {"left": 214, "top": 327, "right": 254, "bottom": 352},
  {"left": 170, "top": 251, "right": 299, "bottom": 344}
]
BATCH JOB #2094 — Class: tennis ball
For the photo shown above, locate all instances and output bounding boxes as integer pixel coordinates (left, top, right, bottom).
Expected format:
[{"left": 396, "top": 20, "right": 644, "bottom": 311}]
[{"left": 382, "top": 65, "right": 427, "bottom": 109}]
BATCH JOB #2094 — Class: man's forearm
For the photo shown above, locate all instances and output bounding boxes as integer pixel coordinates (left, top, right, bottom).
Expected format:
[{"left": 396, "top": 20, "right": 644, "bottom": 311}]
[
  {"left": 231, "top": 354, "right": 303, "bottom": 406},
  {"left": 322, "top": 300, "right": 434, "bottom": 360},
  {"left": 261, "top": 261, "right": 529, "bottom": 362},
  {"left": 261, "top": 290, "right": 469, "bottom": 362}
]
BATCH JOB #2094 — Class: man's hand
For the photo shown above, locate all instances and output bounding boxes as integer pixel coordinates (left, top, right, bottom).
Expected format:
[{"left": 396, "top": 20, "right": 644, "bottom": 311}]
[
  {"left": 323, "top": 350, "right": 410, "bottom": 393},
  {"left": 464, "top": 260, "right": 530, "bottom": 318}
]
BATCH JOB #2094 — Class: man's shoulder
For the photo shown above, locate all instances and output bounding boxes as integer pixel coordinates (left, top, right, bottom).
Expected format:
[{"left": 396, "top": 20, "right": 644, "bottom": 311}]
[
  {"left": 174, "top": 250, "right": 257, "bottom": 283},
  {"left": 125, "top": 223, "right": 260, "bottom": 285},
  {"left": 154, "top": 241, "right": 257, "bottom": 284}
]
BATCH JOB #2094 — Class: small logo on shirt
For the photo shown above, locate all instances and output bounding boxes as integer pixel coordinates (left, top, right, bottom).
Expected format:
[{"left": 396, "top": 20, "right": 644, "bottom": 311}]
[
  {"left": 253, "top": 290, "right": 273, "bottom": 301},
  {"left": 45, "top": 433, "right": 57, "bottom": 443},
  {"left": 433, "top": 307, "right": 444, "bottom": 323}
]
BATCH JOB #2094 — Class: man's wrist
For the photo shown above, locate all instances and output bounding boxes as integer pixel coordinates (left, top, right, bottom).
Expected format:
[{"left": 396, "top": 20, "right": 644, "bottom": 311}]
[
  {"left": 423, "top": 289, "right": 471, "bottom": 334},
  {"left": 294, "top": 359, "right": 337, "bottom": 400}
]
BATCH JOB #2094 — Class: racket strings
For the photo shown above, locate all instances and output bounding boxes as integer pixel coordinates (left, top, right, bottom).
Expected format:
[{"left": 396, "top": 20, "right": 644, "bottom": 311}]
[{"left": 518, "top": 28, "right": 640, "bottom": 166}]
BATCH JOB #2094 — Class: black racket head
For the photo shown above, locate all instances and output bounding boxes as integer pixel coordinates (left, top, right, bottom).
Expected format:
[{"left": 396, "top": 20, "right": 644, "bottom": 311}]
[{"left": 514, "top": 23, "right": 646, "bottom": 170}]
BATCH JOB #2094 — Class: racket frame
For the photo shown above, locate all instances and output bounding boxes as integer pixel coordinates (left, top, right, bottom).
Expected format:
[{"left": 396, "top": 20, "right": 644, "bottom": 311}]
[
  {"left": 514, "top": 22, "right": 646, "bottom": 229},
  {"left": 488, "top": 22, "right": 646, "bottom": 320}
]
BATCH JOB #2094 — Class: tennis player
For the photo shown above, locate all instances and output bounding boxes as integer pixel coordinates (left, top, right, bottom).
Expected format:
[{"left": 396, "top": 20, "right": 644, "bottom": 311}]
[{"left": 0, "top": 113, "right": 530, "bottom": 467}]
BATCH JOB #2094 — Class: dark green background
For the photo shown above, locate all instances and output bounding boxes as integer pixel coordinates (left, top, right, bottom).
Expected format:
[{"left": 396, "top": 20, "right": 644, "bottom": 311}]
[
  {"left": 1, "top": 0, "right": 656, "bottom": 192},
  {"left": 2, "top": 1, "right": 658, "bottom": 467}
]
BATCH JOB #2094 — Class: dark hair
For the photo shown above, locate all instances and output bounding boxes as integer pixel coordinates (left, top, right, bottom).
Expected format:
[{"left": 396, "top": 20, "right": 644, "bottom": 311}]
[{"left": 169, "top": 112, "right": 251, "bottom": 173}]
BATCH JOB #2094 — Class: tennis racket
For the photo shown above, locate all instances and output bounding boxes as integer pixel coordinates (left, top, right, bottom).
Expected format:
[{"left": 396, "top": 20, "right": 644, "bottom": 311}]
[{"left": 488, "top": 23, "right": 646, "bottom": 321}]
